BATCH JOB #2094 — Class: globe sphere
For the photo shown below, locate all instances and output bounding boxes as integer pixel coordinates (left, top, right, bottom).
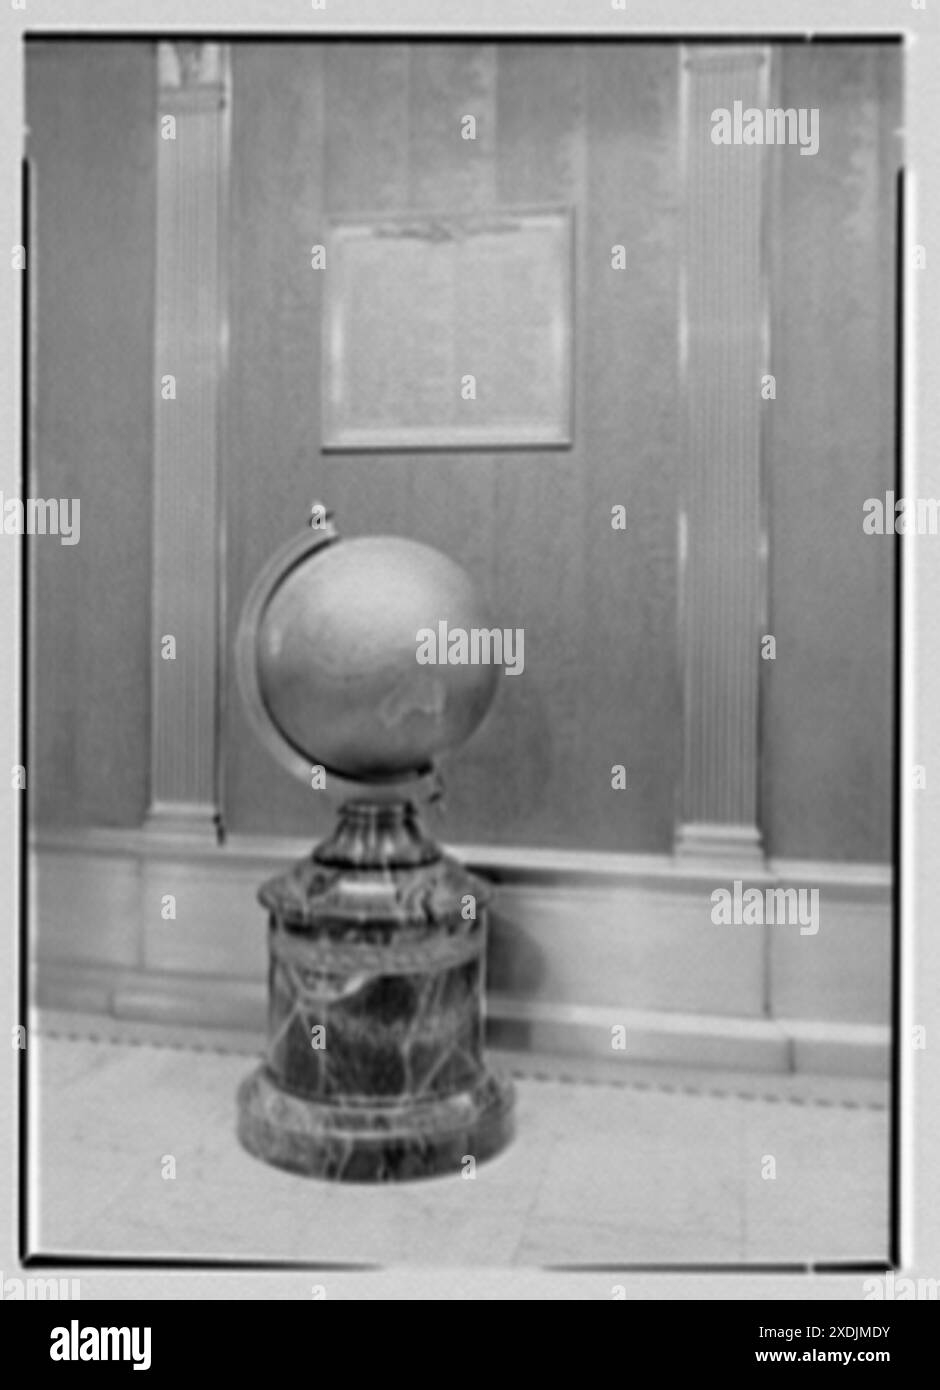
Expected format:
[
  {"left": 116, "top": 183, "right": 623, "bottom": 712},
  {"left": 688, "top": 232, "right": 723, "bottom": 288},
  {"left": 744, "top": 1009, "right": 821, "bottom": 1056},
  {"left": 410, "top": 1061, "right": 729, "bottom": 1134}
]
[{"left": 253, "top": 535, "right": 500, "bottom": 780}]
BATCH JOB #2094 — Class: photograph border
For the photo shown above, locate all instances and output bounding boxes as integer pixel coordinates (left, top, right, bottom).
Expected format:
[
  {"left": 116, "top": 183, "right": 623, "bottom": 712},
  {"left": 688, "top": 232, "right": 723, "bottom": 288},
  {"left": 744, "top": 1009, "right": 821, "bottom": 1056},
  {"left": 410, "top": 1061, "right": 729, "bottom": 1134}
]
[{"left": 1, "top": 0, "right": 933, "bottom": 1304}]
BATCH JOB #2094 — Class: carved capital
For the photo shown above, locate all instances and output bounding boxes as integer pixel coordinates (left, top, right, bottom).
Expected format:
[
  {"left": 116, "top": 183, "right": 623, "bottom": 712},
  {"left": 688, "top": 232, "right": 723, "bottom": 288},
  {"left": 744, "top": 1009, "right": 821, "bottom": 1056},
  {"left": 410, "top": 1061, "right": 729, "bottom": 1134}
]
[{"left": 158, "top": 41, "right": 226, "bottom": 95}]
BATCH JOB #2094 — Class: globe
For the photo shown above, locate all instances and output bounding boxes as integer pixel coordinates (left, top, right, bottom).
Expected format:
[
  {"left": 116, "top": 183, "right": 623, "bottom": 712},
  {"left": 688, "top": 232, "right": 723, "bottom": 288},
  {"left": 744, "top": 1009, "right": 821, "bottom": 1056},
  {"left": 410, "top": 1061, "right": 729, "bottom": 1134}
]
[
  {"left": 236, "top": 519, "right": 516, "bottom": 1182},
  {"left": 247, "top": 532, "right": 500, "bottom": 781}
]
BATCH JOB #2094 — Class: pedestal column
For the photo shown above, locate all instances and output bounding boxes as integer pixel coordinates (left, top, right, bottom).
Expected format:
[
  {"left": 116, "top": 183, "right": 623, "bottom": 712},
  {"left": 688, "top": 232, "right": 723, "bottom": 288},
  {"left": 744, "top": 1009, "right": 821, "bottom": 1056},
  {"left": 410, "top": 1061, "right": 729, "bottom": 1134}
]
[{"left": 238, "top": 799, "right": 514, "bottom": 1181}]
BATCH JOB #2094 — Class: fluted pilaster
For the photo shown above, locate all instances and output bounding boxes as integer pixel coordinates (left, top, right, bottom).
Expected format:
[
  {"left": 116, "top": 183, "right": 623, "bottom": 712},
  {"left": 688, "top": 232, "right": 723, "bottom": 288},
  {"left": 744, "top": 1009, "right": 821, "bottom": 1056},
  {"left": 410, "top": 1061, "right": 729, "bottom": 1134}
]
[
  {"left": 145, "top": 42, "right": 230, "bottom": 840},
  {"left": 676, "top": 47, "right": 769, "bottom": 862}
]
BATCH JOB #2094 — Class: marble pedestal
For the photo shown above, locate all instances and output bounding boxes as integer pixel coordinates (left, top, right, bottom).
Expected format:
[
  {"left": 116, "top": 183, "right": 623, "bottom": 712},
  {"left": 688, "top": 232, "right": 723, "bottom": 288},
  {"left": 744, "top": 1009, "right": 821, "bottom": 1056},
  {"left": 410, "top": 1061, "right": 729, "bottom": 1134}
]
[{"left": 237, "top": 800, "right": 514, "bottom": 1181}]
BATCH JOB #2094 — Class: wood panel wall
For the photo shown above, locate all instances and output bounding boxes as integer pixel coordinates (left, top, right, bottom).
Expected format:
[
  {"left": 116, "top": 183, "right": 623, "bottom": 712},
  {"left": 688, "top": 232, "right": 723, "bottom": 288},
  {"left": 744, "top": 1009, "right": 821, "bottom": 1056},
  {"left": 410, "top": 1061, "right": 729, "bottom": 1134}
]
[
  {"left": 27, "top": 42, "right": 156, "bottom": 829},
  {"left": 763, "top": 44, "right": 900, "bottom": 861},
  {"left": 26, "top": 40, "right": 899, "bottom": 865},
  {"left": 224, "top": 41, "right": 682, "bottom": 852}
]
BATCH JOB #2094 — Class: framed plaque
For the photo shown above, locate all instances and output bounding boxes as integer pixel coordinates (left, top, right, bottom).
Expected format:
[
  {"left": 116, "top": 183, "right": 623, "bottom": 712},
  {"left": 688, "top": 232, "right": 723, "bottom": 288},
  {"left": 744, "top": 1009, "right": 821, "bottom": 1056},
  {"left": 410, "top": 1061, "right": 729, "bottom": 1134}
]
[{"left": 322, "top": 207, "right": 573, "bottom": 450}]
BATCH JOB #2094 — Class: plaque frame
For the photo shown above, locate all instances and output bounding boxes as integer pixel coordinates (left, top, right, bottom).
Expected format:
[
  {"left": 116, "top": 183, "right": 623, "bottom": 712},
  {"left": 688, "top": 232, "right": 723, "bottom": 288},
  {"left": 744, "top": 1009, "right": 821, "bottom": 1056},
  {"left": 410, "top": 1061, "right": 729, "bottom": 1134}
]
[{"left": 321, "top": 205, "right": 574, "bottom": 451}]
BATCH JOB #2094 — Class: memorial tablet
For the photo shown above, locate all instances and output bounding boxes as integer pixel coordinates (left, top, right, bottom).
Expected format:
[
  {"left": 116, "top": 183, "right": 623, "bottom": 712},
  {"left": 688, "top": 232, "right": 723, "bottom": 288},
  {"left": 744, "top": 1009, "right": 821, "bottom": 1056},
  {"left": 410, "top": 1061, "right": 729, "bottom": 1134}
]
[{"left": 322, "top": 208, "right": 573, "bottom": 449}]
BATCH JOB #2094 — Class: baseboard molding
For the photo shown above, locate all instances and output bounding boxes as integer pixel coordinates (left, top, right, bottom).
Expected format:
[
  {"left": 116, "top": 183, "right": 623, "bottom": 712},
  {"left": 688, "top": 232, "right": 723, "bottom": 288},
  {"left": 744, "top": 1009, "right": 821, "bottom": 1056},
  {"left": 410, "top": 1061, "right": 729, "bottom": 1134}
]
[
  {"left": 29, "top": 825, "right": 893, "bottom": 1079},
  {"left": 31, "top": 960, "right": 889, "bottom": 1080},
  {"left": 32, "top": 822, "right": 894, "bottom": 891}
]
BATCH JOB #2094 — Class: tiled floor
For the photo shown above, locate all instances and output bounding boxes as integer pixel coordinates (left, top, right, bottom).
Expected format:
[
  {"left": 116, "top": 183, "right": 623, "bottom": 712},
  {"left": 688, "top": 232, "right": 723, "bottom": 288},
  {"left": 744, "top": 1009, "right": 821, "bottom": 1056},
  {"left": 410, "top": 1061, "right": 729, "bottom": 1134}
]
[{"left": 30, "top": 1030, "right": 889, "bottom": 1267}]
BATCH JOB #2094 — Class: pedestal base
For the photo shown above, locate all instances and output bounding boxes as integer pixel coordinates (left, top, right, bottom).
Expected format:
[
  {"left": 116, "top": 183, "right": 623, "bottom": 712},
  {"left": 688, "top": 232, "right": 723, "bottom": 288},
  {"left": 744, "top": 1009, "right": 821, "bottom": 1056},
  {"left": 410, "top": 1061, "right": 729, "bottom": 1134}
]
[{"left": 237, "top": 1066, "right": 515, "bottom": 1182}]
